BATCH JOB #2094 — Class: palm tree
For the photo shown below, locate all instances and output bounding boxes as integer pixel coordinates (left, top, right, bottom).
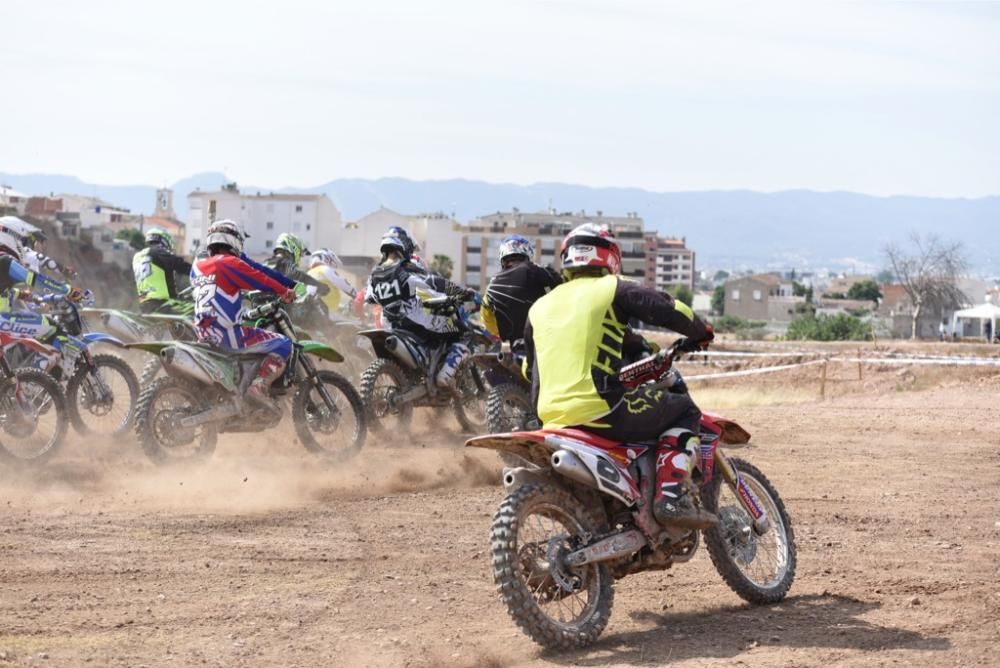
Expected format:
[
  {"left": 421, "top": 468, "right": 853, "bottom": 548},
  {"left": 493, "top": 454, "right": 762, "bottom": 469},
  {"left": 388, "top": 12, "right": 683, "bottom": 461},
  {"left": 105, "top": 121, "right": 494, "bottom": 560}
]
[{"left": 430, "top": 254, "right": 454, "bottom": 279}]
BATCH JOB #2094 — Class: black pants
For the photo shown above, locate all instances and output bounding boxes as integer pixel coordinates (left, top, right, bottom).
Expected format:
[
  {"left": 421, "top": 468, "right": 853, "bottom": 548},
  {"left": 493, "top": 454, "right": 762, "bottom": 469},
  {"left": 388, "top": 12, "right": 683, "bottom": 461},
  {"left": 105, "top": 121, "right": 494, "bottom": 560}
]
[{"left": 580, "top": 386, "right": 701, "bottom": 443}]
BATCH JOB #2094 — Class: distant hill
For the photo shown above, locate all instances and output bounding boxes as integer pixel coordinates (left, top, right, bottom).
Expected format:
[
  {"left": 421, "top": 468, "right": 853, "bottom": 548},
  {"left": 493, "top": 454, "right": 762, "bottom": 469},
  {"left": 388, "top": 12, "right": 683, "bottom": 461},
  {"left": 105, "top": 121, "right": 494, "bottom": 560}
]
[{"left": 3, "top": 171, "right": 997, "bottom": 273}]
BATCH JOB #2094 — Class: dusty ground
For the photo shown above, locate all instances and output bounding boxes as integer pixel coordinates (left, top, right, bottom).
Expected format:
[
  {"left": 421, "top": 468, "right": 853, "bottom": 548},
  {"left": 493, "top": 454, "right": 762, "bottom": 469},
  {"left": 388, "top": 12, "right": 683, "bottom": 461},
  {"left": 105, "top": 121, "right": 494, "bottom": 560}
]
[{"left": 2, "top": 353, "right": 999, "bottom": 667}]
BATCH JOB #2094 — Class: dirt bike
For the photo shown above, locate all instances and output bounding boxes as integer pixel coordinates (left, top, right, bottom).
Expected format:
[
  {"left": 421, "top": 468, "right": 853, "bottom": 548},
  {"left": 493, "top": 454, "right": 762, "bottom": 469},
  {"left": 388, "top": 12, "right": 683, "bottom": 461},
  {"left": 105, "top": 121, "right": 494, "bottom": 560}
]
[
  {"left": 12, "top": 294, "right": 140, "bottom": 437},
  {"left": 0, "top": 332, "right": 68, "bottom": 465},
  {"left": 471, "top": 341, "right": 535, "bottom": 435},
  {"left": 467, "top": 339, "right": 797, "bottom": 650},
  {"left": 358, "top": 294, "right": 494, "bottom": 434},
  {"left": 129, "top": 296, "right": 367, "bottom": 466}
]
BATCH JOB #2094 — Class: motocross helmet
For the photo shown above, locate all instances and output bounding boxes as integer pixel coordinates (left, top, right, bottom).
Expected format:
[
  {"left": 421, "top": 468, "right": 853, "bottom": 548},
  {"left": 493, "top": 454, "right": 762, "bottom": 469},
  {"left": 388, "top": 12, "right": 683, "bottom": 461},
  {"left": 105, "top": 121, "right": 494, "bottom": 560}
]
[
  {"left": 559, "top": 223, "right": 621, "bottom": 277},
  {"left": 205, "top": 219, "right": 246, "bottom": 255},
  {"left": 144, "top": 227, "right": 175, "bottom": 253},
  {"left": 385, "top": 226, "right": 419, "bottom": 256},
  {"left": 308, "top": 248, "right": 341, "bottom": 268},
  {"left": 0, "top": 216, "right": 40, "bottom": 248},
  {"left": 275, "top": 232, "right": 308, "bottom": 264},
  {"left": 0, "top": 225, "right": 23, "bottom": 262},
  {"left": 379, "top": 232, "right": 408, "bottom": 260},
  {"left": 498, "top": 235, "right": 535, "bottom": 267}
]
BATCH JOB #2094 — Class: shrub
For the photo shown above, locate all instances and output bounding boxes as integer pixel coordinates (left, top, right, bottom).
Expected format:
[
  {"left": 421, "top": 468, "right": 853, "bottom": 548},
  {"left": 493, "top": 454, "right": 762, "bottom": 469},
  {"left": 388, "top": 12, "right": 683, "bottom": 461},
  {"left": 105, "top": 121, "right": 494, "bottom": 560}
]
[{"left": 786, "top": 313, "right": 872, "bottom": 341}]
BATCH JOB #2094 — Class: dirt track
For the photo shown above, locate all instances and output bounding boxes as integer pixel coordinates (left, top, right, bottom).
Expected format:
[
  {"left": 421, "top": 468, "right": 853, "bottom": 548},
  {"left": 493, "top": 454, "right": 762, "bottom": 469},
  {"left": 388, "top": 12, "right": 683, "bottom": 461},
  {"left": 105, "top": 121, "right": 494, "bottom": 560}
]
[{"left": 2, "top": 373, "right": 1000, "bottom": 667}]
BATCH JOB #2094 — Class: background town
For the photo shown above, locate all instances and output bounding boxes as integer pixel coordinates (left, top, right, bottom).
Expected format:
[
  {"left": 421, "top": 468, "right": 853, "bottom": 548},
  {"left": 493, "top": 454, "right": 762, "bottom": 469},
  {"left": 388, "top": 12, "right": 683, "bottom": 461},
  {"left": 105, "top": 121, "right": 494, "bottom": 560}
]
[{"left": 1, "top": 176, "right": 996, "bottom": 343}]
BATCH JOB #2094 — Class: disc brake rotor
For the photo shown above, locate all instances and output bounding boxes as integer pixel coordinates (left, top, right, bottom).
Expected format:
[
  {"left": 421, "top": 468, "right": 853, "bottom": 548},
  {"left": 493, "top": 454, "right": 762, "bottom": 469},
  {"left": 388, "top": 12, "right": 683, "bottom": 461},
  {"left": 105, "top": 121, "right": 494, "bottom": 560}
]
[{"left": 720, "top": 506, "right": 758, "bottom": 564}]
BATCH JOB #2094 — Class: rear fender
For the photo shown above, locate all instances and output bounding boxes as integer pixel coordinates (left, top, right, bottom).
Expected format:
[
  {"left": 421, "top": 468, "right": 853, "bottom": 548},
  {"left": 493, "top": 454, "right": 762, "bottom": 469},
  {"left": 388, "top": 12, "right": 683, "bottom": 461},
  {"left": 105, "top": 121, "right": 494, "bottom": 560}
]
[
  {"left": 358, "top": 329, "right": 392, "bottom": 358},
  {"left": 465, "top": 432, "right": 552, "bottom": 468},
  {"left": 81, "top": 332, "right": 127, "bottom": 348},
  {"left": 299, "top": 340, "right": 344, "bottom": 363}
]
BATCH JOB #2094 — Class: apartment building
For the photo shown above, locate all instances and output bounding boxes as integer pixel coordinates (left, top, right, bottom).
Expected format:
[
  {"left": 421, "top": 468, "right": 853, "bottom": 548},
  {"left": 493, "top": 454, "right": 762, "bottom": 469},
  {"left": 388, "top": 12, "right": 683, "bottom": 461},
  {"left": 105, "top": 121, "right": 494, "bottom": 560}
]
[
  {"left": 644, "top": 235, "right": 695, "bottom": 292},
  {"left": 461, "top": 210, "right": 647, "bottom": 291},
  {"left": 186, "top": 184, "right": 342, "bottom": 257}
]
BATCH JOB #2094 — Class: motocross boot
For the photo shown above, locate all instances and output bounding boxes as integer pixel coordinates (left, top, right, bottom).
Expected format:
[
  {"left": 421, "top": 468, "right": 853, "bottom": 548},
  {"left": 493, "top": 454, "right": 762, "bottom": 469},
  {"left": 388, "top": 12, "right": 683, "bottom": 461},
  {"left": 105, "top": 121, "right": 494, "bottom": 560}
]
[
  {"left": 435, "top": 341, "right": 471, "bottom": 389},
  {"left": 246, "top": 353, "right": 286, "bottom": 414},
  {"left": 652, "top": 429, "right": 719, "bottom": 530}
]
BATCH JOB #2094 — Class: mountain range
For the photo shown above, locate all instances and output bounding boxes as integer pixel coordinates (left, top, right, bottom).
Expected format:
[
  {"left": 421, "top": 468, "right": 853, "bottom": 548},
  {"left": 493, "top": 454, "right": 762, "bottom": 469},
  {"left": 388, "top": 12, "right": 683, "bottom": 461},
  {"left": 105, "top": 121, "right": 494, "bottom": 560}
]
[{"left": 3, "top": 171, "right": 998, "bottom": 274}]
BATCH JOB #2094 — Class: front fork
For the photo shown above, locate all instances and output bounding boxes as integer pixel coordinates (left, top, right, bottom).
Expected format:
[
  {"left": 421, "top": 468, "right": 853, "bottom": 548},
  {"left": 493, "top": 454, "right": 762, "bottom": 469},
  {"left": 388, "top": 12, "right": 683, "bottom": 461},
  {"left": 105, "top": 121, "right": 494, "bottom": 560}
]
[{"left": 713, "top": 449, "right": 771, "bottom": 535}]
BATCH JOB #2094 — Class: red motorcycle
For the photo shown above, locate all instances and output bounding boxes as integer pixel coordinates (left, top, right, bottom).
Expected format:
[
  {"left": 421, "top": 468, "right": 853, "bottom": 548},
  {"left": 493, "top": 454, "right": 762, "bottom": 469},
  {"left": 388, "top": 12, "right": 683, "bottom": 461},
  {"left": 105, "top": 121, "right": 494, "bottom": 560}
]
[{"left": 467, "top": 339, "right": 796, "bottom": 650}]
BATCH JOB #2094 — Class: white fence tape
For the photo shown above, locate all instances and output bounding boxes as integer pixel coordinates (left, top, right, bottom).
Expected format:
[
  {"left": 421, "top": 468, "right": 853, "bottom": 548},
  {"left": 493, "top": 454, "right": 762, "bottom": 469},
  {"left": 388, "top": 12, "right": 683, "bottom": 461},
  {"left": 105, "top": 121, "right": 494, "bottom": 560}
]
[
  {"left": 684, "top": 359, "right": 828, "bottom": 381},
  {"left": 682, "top": 350, "right": 824, "bottom": 358}
]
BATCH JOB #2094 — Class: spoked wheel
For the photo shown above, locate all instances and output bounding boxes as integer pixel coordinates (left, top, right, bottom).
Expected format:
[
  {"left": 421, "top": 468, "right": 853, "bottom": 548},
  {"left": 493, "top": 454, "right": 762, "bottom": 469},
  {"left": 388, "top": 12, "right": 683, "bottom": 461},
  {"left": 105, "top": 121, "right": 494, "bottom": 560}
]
[
  {"left": 701, "top": 457, "right": 797, "bottom": 603},
  {"left": 0, "top": 369, "right": 69, "bottom": 466},
  {"left": 486, "top": 382, "right": 535, "bottom": 434},
  {"left": 452, "top": 361, "right": 489, "bottom": 433},
  {"left": 66, "top": 353, "right": 139, "bottom": 436},
  {"left": 292, "top": 370, "right": 367, "bottom": 462},
  {"left": 358, "top": 358, "right": 413, "bottom": 434},
  {"left": 134, "top": 377, "right": 217, "bottom": 466},
  {"left": 491, "top": 484, "right": 613, "bottom": 650}
]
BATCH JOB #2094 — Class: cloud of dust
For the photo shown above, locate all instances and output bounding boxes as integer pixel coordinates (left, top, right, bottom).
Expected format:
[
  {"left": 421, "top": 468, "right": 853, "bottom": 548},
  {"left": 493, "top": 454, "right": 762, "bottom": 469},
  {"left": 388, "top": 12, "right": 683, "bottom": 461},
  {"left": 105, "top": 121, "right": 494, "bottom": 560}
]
[{"left": 0, "top": 423, "right": 503, "bottom": 515}]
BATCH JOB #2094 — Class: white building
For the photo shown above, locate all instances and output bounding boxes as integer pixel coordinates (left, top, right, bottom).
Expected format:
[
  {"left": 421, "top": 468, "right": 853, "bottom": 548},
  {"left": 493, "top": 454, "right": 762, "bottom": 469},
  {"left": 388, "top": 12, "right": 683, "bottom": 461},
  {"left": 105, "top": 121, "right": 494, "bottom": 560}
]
[
  {"left": 58, "top": 194, "right": 132, "bottom": 229},
  {"left": 0, "top": 185, "right": 29, "bottom": 215},
  {"left": 647, "top": 236, "right": 696, "bottom": 292},
  {"left": 186, "top": 185, "right": 342, "bottom": 258},
  {"left": 462, "top": 210, "right": 648, "bottom": 291}
]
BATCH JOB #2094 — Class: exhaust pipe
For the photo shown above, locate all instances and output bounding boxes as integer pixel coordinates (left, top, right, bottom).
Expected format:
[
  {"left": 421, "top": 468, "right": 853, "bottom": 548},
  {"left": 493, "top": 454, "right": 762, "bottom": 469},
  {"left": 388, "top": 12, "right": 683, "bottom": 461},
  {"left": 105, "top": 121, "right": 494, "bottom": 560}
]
[
  {"left": 160, "top": 347, "right": 214, "bottom": 386},
  {"left": 550, "top": 450, "right": 598, "bottom": 489},
  {"left": 385, "top": 336, "right": 418, "bottom": 369}
]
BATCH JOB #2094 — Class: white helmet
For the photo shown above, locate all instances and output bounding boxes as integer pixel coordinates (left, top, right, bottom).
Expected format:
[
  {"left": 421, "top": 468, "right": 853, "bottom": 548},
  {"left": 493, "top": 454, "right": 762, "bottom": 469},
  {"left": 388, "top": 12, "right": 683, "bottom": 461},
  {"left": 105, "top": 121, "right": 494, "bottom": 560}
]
[
  {"left": 0, "top": 225, "right": 24, "bottom": 262},
  {"left": 205, "top": 219, "right": 246, "bottom": 255},
  {"left": 309, "top": 248, "right": 341, "bottom": 268}
]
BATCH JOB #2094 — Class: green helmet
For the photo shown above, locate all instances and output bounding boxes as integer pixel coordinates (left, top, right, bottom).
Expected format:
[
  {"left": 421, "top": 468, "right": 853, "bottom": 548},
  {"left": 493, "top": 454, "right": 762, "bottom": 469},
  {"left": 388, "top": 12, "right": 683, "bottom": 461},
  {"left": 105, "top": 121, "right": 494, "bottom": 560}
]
[
  {"left": 275, "top": 232, "right": 307, "bottom": 264},
  {"left": 145, "top": 228, "right": 175, "bottom": 253}
]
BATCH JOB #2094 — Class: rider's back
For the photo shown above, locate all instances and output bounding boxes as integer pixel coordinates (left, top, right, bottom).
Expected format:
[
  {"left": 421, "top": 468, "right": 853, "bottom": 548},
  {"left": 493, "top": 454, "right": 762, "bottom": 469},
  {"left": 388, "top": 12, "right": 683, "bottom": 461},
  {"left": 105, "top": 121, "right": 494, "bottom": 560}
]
[{"left": 527, "top": 274, "right": 624, "bottom": 429}]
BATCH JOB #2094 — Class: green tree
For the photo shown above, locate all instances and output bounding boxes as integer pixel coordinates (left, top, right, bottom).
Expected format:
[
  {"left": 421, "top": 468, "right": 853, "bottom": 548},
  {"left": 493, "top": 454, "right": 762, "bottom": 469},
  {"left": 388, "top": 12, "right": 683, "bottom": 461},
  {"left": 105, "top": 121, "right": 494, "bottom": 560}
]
[
  {"left": 116, "top": 228, "right": 145, "bottom": 250},
  {"left": 712, "top": 270, "right": 730, "bottom": 283},
  {"left": 786, "top": 313, "right": 873, "bottom": 341},
  {"left": 792, "top": 281, "right": 807, "bottom": 297},
  {"left": 668, "top": 284, "right": 694, "bottom": 307},
  {"left": 846, "top": 278, "right": 882, "bottom": 303},
  {"left": 711, "top": 284, "right": 725, "bottom": 315},
  {"left": 429, "top": 254, "right": 454, "bottom": 279},
  {"left": 876, "top": 268, "right": 896, "bottom": 284}
]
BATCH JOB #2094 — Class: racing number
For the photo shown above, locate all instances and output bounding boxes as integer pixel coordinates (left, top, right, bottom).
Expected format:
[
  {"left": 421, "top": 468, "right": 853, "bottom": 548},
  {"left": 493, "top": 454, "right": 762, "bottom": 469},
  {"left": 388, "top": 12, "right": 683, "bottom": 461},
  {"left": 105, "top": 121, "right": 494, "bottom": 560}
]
[
  {"left": 595, "top": 457, "right": 622, "bottom": 485},
  {"left": 134, "top": 257, "right": 153, "bottom": 284},
  {"left": 373, "top": 279, "right": 402, "bottom": 302}
]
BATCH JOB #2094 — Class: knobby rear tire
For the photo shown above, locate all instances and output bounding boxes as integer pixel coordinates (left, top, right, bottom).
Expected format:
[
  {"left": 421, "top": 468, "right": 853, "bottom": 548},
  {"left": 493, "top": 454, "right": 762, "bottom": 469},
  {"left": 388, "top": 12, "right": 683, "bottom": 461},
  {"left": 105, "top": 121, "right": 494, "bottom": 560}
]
[
  {"left": 134, "top": 376, "right": 218, "bottom": 466},
  {"left": 358, "top": 358, "right": 413, "bottom": 435},
  {"left": 491, "top": 484, "right": 613, "bottom": 650}
]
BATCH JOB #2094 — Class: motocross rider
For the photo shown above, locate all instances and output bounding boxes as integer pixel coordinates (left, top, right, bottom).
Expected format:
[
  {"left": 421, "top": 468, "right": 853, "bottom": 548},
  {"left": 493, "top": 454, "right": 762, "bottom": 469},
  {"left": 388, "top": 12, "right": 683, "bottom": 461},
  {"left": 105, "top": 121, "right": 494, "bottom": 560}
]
[
  {"left": 365, "top": 226, "right": 476, "bottom": 388},
  {"left": 524, "top": 223, "right": 717, "bottom": 530},
  {"left": 264, "top": 233, "right": 330, "bottom": 298},
  {"left": 0, "top": 225, "right": 82, "bottom": 338},
  {"left": 191, "top": 220, "right": 298, "bottom": 410},
  {"left": 133, "top": 228, "right": 192, "bottom": 314},
  {"left": 0, "top": 216, "right": 76, "bottom": 280},
  {"left": 306, "top": 248, "right": 357, "bottom": 317},
  {"left": 481, "top": 235, "right": 561, "bottom": 344}
]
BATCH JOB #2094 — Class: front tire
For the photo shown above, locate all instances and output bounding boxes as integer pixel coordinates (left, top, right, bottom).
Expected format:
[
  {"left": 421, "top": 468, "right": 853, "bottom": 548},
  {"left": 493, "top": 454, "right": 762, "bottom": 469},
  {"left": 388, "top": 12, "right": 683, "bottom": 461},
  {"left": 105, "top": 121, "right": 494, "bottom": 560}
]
[
  {"left": 491, "top": 484, "right": 613, "bottom": 650},
  {"left": 0, "top": 369, "right": 69, "bottom": 466},
  {"left": 701, "top": 457, "right": 797, "bottom": 604},
  {"left": 66, "top": 353, "right": 139, "bottom": 436},
  {"left": 358, "top": 358, "right": 413, "bottom": 435},
  {"left": 292, "top": 369, "right": 367, "bottom": 462},
  {"left": 134, "top": 377, "right": 218, "bottom": 466}
]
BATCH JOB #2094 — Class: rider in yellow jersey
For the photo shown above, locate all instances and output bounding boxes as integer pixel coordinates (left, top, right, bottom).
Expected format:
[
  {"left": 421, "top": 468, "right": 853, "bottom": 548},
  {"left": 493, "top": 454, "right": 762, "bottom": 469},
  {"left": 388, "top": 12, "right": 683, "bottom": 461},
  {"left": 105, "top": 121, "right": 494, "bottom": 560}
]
[
  {"left": 524, "top": 223, "right": 717, "bottom": 530},
  {"left": 306, "top": 248, "right": 357, "bottom": 317}
]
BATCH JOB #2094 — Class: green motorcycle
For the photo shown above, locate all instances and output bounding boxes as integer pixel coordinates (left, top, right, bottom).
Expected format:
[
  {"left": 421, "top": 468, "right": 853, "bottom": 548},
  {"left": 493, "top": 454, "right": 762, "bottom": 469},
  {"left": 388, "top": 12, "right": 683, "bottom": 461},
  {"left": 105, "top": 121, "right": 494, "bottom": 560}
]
[{"left": 129, "top": 298, "right": 367, "bottom": 466}]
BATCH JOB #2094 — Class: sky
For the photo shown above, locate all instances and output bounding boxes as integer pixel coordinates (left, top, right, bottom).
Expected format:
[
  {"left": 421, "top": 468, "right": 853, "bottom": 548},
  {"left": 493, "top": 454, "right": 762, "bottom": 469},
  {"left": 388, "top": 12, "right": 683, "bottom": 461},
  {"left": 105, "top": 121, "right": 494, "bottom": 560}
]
[{"left": 2, "top": 0, "right": 999, "bottom": 197}]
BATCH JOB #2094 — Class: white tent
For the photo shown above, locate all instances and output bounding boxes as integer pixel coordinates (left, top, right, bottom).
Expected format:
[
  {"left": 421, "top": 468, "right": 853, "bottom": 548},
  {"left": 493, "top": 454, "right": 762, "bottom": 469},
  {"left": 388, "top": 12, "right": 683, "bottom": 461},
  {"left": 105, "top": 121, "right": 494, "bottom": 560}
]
[{"left": 951, "top": 303, "right": 1000, "bottom": 342}]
